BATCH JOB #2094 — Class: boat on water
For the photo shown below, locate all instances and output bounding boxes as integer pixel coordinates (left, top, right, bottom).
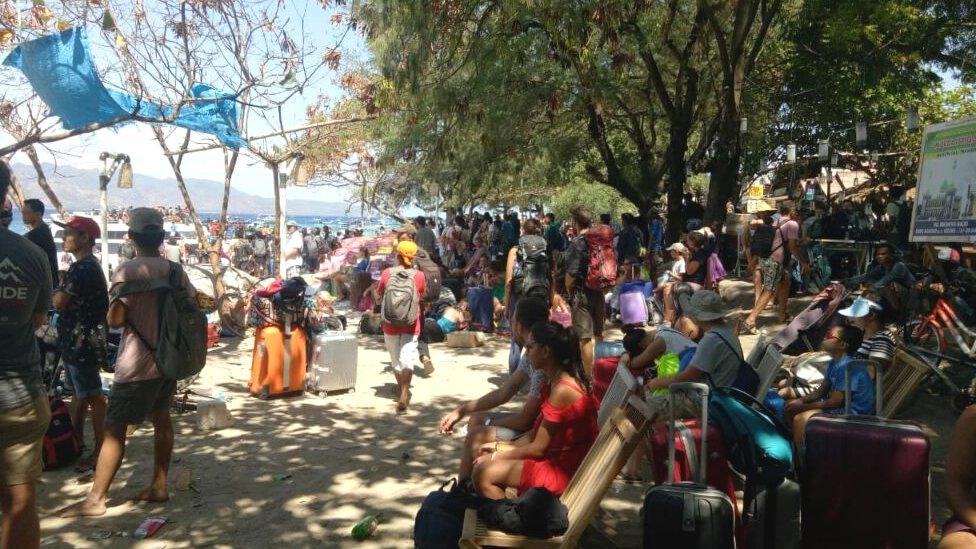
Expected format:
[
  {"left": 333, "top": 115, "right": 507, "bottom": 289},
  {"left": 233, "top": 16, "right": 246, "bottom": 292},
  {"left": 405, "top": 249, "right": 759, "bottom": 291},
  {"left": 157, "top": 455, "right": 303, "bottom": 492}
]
[{"left": 51, "top": 213, "right": 199, "bottom": 272}]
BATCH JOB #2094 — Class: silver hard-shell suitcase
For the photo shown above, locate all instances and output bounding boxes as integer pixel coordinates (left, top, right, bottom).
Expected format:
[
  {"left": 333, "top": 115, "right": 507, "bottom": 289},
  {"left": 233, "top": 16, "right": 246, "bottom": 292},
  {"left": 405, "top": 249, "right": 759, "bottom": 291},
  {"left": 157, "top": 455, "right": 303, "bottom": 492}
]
[{"left": 308, "top": 331, "right": 358, "bottom": 394}]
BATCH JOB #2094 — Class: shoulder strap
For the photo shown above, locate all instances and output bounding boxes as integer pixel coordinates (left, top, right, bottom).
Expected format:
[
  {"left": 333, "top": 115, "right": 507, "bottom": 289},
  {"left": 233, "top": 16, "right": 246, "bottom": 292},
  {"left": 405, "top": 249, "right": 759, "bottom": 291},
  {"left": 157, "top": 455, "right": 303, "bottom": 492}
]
[
  {"left": 710, "top": 329, "right": 744, "bottom": 361},
  {"left": 554, "top": 378, "right": 586, "bottom": 395}
]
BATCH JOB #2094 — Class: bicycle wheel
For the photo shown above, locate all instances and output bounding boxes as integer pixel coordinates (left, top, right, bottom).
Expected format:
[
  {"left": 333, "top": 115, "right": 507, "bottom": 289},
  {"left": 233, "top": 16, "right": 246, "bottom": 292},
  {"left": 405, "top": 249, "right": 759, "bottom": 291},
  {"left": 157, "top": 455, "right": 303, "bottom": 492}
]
[{"left": 903, "top": 319, "right": 945, "bottom": 354}]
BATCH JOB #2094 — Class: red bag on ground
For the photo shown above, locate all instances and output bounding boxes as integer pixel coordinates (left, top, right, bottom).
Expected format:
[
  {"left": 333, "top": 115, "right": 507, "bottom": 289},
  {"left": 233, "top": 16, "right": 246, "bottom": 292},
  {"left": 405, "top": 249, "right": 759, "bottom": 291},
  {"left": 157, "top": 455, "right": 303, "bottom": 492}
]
[
  {"left": 592, "top": 355, "right": 620, "bottom": 403},
  {"left": 584, "top": 225, "right": 617, "bottom": 290},
  {"left": 207, "top": 323, "right": 220, "bottom": 348}
]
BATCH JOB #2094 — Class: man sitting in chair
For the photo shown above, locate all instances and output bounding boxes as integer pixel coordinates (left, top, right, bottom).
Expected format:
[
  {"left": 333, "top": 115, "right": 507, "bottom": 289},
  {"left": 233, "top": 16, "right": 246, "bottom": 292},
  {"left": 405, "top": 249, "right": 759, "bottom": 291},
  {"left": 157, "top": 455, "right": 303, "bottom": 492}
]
[{"left": 439, "top": 297, "right": 549, "bottom": 482}]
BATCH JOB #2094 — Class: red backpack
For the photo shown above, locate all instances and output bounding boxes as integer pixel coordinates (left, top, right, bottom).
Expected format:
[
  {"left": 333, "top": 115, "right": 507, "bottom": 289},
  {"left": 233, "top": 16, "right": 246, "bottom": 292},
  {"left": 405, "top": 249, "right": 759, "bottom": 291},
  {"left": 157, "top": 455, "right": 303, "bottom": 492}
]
[{"left": 583, "top": 225, "right": 617, "bottom": 290}]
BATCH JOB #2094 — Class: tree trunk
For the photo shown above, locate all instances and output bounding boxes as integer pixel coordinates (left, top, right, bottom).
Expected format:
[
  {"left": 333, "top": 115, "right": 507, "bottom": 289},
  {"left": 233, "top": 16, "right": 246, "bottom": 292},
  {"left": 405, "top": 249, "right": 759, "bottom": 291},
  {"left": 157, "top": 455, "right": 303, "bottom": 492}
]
[
  {"left": 211, "top": 150, "right": 239, "bottom": 297},
  {"left": 665, "top": 121, "right": 691, "bottom": 244},
  {"left": 154, "top": 128, "right": 221, "bottom": 298},
  {"left": 706, "top": 112, "right": 741, "bottom": 226},
  {"left": 24, "top": 146, "right": 67, "bottom": 217}
]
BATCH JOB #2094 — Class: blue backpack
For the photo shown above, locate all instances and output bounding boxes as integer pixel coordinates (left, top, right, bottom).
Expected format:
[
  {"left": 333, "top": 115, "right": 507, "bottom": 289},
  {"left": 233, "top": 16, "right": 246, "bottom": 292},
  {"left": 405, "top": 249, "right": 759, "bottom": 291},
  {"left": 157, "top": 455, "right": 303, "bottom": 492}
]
[{"left": 706, "top": 382, "right": 794, "bottom": 484}]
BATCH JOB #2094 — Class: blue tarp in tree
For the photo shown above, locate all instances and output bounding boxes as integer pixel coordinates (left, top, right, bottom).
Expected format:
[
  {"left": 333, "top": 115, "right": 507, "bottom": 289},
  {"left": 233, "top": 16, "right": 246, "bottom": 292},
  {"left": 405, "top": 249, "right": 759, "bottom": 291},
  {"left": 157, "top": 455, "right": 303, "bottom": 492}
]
[{"left": 2, "top": 26, "right": 247, "bottom": 149}]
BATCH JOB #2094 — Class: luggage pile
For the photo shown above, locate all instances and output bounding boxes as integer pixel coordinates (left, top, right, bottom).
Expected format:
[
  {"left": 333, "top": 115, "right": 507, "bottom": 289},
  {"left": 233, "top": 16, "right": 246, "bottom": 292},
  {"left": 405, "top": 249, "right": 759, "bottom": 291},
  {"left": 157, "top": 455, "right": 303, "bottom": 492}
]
[
  {"left": 586, "top": 344, "right": 931, "bottom": 549},
  {"left": 247, "top": 277, "right": 358, "bottom": 399}
]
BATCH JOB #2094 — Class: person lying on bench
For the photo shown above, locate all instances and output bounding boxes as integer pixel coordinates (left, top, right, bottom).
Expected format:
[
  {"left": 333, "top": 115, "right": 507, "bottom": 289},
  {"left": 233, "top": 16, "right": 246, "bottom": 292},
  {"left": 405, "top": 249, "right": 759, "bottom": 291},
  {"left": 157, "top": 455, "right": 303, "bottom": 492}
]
[
  {"left": 784, "top": 325, "right": 871, "bottom": 448},
  {"left": 471, "top": 322, "right": 598, "bottom": 498},
  {"left": 439, "top": 297, "right": 549, "bottom": 481}
]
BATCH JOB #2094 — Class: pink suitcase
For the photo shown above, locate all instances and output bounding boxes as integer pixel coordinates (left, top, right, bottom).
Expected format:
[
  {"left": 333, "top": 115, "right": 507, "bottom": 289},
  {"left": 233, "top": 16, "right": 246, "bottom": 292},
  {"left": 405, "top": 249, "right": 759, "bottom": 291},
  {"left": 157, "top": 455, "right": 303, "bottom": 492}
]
[{"left": 801, "top": 360, "right": 930, "bottom": 548}]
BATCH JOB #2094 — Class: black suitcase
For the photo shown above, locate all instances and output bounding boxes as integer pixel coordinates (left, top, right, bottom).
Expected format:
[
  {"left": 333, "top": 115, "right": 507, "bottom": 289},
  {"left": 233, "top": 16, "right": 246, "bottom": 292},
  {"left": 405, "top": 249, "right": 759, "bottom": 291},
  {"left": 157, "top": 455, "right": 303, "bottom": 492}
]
[
  {"left": 642, "top": 382, "right": 736, "bottom": 549},
  {"left": 744, "top": 478, "right": 801, "bottom": 549}
]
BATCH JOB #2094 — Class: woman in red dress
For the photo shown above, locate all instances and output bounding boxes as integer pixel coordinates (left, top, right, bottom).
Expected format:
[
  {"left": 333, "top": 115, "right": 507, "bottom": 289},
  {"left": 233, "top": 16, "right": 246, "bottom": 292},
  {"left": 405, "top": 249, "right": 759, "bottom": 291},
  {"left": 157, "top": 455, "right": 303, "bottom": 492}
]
[{"left": 472, "top": 321, "right": 599, "bottom": 499}]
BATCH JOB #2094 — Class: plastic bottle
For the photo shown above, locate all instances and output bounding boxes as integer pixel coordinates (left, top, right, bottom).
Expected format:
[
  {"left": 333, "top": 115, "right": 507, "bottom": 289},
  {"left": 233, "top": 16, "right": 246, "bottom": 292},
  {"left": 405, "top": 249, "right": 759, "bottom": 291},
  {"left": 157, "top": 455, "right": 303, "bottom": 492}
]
[{"left": 351, "top": 514, "right": 382, "bottom": 540}]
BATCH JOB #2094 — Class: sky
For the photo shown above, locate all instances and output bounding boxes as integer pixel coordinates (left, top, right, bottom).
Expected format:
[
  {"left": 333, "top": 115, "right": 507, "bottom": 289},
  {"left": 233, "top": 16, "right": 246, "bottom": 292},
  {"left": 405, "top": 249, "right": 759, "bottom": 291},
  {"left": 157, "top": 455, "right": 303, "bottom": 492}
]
[{"left": 0, "top": 0, "right": 368, "bottom": 205}]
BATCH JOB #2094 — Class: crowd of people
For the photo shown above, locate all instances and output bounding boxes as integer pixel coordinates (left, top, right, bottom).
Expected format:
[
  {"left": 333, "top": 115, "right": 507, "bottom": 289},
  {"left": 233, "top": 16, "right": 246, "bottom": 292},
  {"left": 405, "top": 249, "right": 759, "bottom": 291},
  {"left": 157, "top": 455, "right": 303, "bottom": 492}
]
[{"left": 5, "top": 147, "right": 976, "bottom": 547}]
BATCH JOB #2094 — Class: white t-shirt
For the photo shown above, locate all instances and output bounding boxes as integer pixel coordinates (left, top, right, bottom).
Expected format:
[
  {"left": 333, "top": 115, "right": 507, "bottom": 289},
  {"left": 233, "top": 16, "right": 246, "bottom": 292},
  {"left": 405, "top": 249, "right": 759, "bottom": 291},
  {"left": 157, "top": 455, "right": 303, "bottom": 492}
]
[
  {"left": 655, "top": 326, "right": 697, "bottom": 355},
  {"left": 669, "top": 258, "right": 686, "bottom": 277},
  {"left": 283, "top": 230, "right": 304, "bottom": 273}
]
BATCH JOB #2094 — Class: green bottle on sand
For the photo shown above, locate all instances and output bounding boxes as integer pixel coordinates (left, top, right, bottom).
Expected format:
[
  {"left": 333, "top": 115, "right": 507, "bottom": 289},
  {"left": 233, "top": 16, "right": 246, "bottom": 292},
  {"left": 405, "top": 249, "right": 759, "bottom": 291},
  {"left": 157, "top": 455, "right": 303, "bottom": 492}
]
[{"left": 351, "top": 514, "right": 382, "bottom": 540}]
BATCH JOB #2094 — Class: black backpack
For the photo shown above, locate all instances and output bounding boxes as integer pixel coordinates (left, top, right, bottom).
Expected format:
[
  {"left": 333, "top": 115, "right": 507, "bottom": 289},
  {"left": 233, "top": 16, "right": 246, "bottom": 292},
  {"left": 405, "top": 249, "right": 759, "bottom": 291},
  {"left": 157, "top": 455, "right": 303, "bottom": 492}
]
[
  {"left": 750, "top": 223, "right": 776, "bottom": 258},
  {"left": 414, "top": 479, "right": 489, "bottom": 548},
  {"left": 412, "top": 249, "right": 442, "bottom": 304},
  {"left": 512, "top": 235, "right": 551, "bottom": 302},
  {"left": 43, "top": 396, "right": 81, "bottom": 470}
]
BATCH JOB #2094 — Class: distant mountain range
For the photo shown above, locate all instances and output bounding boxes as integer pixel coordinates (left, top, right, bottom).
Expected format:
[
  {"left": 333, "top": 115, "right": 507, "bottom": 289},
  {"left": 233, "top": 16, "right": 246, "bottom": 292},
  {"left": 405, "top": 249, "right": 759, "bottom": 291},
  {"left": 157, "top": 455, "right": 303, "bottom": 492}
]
[{"left": 9, "top": 162, "right": 353, "bottom": 216}]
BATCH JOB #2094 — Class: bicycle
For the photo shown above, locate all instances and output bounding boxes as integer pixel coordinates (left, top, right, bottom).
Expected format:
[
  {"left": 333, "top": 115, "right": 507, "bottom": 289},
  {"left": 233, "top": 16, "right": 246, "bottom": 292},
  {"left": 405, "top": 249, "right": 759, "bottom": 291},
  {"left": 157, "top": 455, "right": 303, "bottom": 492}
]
[{"left": 903, "top": 294, "right": 976, "bottom": 358}]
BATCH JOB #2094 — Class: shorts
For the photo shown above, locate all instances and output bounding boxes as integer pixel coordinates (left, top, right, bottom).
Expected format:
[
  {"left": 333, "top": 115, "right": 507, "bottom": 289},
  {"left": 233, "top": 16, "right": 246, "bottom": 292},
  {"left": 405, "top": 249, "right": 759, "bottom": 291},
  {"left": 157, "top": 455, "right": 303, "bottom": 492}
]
[
  {"left": 759, "top": 257, "right": 786, "bottom": 292},
  {"left": 384, "top": 333, "right": 419, "bottom": 372},
  {"left": 106, "top": 377, "right": 177, "bottom": 425},
  {"left": 486, "top": 414, "right": 526, "bottom": 442},
  {"left": 943, "top": 516, "right": 976, "bottom": 538},
  {"left": 64, "top": 362, "right": 104, "bottom": 399},
  {"left": 570, "top": 288, "right": 606, "bottom": 340},
  {"left": 0, "top": 394, "right": 51, "bottom": 486}
]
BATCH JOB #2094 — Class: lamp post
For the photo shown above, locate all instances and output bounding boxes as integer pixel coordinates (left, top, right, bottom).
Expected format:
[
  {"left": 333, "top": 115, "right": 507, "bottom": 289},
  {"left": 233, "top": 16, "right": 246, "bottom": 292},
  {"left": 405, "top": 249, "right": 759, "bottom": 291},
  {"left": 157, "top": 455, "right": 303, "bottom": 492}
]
[{"left": 97, "top": 152, "right": 131, "bottom": 279}]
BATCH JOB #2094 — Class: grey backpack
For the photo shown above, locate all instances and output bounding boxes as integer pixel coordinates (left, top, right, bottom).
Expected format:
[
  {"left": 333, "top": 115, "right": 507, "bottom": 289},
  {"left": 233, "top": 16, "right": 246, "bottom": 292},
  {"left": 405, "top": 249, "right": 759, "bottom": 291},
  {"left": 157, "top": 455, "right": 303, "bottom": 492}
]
[
  {"left": 111, "top": 262, "right": 208, "bottom": 380},
  {"left": 381, "top": 268, "right": 419, "bottom": 327}
]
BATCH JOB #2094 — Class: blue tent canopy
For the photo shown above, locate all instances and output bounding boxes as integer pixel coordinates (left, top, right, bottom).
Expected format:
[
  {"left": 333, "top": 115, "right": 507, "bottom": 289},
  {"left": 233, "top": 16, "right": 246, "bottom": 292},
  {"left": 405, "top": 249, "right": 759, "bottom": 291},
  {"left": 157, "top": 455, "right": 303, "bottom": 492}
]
[{"left": 3, "top": 27, "right": 247, "bottom": 149}]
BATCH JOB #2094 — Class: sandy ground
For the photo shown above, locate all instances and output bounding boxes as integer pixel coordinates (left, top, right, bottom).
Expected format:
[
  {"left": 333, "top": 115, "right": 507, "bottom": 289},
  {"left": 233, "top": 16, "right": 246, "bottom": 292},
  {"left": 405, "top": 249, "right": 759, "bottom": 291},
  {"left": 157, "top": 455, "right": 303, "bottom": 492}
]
[{"left": 33, "top": 281, "right": 958, "bottom": 548}]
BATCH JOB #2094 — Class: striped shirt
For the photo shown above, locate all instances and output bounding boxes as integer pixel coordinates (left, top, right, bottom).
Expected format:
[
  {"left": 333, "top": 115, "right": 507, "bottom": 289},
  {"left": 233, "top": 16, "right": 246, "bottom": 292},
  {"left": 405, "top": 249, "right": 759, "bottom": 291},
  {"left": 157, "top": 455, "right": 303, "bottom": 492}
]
[{"left": 856, "top": 330, "right": 897, "bottom": 364}]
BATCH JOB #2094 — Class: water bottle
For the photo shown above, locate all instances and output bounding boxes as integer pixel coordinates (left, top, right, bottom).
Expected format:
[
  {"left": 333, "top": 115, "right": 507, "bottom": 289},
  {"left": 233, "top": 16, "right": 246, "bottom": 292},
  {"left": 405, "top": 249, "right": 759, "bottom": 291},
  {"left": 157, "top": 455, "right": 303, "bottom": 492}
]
[{"left": 351, "top": 514, "right": 382, "bottom": 540}]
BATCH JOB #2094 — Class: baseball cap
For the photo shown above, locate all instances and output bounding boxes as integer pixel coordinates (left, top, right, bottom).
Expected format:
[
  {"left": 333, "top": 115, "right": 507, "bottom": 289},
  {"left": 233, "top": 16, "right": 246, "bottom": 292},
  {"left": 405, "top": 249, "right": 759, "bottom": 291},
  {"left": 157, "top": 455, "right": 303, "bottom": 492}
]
[
  {"left": 286, "top": 219, "right": 299, "bottom": 227},
  {"left": 839, "top": 296, "right": 882, "bottom": 319},
  {"left": 127, "top": 207, "right": 164, "bottom": 234},
  {"left": 666, "top": 242, "right": 688, "bottom": 254},
  {"left": 54, "top": 215, "right": 100, "bottom": 240}
]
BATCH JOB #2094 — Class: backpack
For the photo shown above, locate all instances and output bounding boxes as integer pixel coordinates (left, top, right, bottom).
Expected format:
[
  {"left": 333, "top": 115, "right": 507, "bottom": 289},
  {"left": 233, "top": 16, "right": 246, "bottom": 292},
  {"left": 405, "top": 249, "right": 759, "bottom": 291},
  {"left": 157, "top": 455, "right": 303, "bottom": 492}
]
[
  {"left": 111, "top": 262, "right": 208, "bottom": 380},
  {"left": 583, "top": 225, "right": 617, "bottom": 290},
  {"left": 381, "top": 268, "right": 420, "bottom": 327},
  {"left": 232, "top": 241, "right": 253, "bottom": 268},
  {"left": 706, "top": 384, "right": 794, "bottom": 484},
  {"left": 412, "top": 250, "right": 442, "bottom": 304},
  {"left": 43, "top": 396, "right": 81, "bottom": 470},
  {"left": 750, "top": 223, "right": 776, "bottom": 258},
  {"left": 253, "top": 238, "right": 267, "bottom": 257},
  {"left": 414, "top": 479, "right": 490, "bottom": 548},
  {"left": 359, "top": 312, "right": 384, "bottom": 335},
  {"left": 512, "top": 235, "right": 551, "bottom": 302},
  {"left": 315, "top": 236, "right": 328, "bottom": 256}
]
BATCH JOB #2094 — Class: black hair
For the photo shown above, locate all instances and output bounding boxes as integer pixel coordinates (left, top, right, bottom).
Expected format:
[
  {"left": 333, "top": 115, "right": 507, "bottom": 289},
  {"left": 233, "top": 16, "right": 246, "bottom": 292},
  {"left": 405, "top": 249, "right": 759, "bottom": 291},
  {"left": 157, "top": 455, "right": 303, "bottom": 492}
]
[
  {"left": 23, "top": 198, "right": 44, "bottom": 215},
  {"left": 836, "top": 324, "right": 864, "bottom": 355},
  {"left": 522, "top": 218, "right": 541, "bottom": 235},
  {"left": 599, "top": 213, "right": 612, "bottom": 225},
  {"left": 569, "top": 206, "right": 592, "bottom": 229},
  {"left": 131, "top": 230, "right": 165, "bottom": 249},
  {"left": 623, "top": 327, "right": 647, "bottom": 357},
  {"left": 875, "top": 242, "right": 897, "bottom": 256},
  {"left": 489, "top": 259, "right": 506, "bottom": 274},
  {"left": 530, "top": 321, "right": 589, "bottom": 392},
  {"left": 0, "top": 161, "right": 9, "bottom": 202},
  {"left": 415, "top": 215, "right": 426, "bottom": 225},
  {"left": 515, "top": 297, "right": 549, "bottom": 331}
]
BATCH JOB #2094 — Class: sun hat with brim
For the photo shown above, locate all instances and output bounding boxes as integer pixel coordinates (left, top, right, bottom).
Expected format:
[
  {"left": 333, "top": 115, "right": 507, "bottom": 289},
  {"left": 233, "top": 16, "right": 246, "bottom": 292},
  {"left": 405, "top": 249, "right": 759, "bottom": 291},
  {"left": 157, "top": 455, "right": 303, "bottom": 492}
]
[
  {"left": 746, "top": 199, "right": 778, "bottom": 214},
  {"left": 839, "top": 296, "right": 882, "bottom": 318},
  {"left": 678, "top": 290, "right": 730, "bottom": 322}
]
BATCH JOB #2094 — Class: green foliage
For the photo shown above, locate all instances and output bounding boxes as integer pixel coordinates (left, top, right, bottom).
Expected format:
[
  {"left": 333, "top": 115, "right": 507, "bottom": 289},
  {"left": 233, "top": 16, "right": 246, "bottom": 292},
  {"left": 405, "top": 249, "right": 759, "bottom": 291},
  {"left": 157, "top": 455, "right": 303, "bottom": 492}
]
[{"left": 549, "top": 182, "right": 636, "bottom": 221}]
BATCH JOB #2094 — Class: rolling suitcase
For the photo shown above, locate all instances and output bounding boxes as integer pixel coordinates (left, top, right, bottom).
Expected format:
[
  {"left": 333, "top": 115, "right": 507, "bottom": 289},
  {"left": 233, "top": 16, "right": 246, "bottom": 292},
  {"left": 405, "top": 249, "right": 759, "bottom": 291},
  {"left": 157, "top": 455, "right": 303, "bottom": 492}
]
[
  {"left": 744, "top": 477, "right": 801, "bottom": 549},
  {"left": 801, "top": 360, "right": 930, "bottom": 548},
  {"left": 648, "top": 419, "right": 738, "bottom": 514},
  {"left": 619, "top": 280, "right": 649, "bottom": 326},
  {"left": 249, "top": 320, "right": 307, "bottom": 399},
  {"left": 643, "top": 382, "right": 735, "bottom": 549},
  {"left": 308, "top": 331, "right": 358, "bottom": 395}
]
